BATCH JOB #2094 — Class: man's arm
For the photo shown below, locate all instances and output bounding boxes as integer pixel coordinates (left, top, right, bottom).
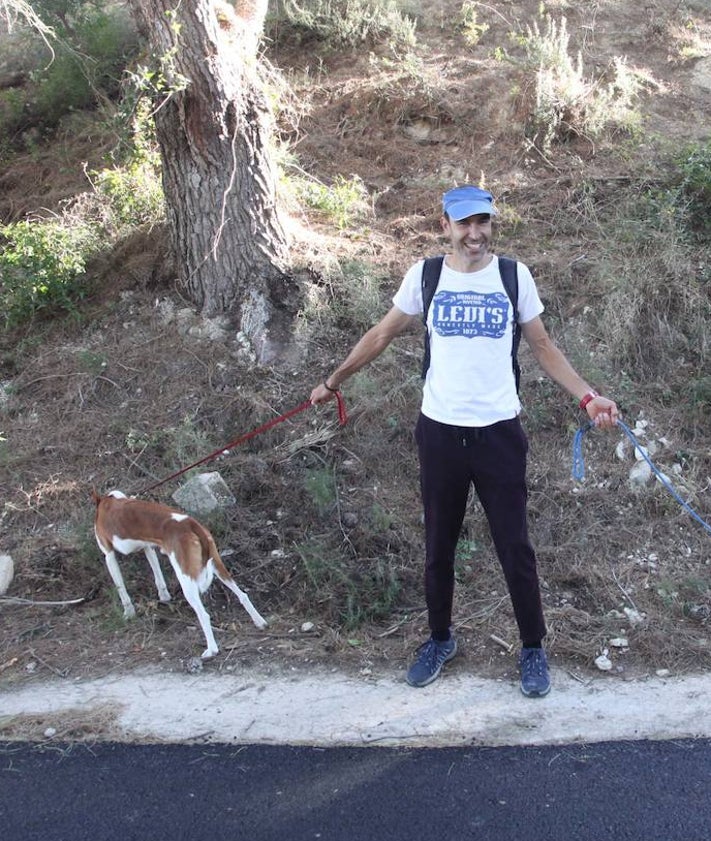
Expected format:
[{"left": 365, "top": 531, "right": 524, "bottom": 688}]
[
  {"left": 521, "top": 316, "right": 619, "bottom": 428},
  {"left": 310, "top": 306, "right": 419, "bottom": 405}
]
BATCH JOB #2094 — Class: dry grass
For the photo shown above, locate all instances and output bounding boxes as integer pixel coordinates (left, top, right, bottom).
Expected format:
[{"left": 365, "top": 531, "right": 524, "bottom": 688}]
[{"left": 0, "top": 705, "right": 123, "bottom": 744}]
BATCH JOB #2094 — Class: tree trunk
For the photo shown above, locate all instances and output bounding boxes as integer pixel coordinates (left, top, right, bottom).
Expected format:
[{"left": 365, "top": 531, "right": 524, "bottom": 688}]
[{"left": 128, "top": 0, "right": 299, "bottom": 364}]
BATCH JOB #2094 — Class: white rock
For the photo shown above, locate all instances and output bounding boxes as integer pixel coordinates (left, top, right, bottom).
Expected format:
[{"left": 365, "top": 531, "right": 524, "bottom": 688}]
[
  {"left": 633, "top": 444, "right": 649, "bottom": 462},
  {"left": 610, "top": 637, "right": 629, "bottom": 648},
  {"left": 185, "top": 657, "right": 203, "bottom": 674},
  {"left": 629, "top": 460, "right": 652, "bottom": 487},
  {"left": 624, "top": 607, "right": 645, "bottom": 626},
  {"left": 0, "top": 554, "right": 13, "bottom": 595},
  {"left": 656, "top": 669, "right": 671, "bottom": 678},
  {"left": 402, "top": 119, "right": 433, "bottom": 142},
  {"left": 301, "top": 621, "right": 315, "bottom": 633},
  {"left": 615, "top": 440, "right": 627, "bottom": 461},
  {"left": 0, "top": 381, "right": 12, "bottom": 408},
  {"left": 595, "top": 653, "right": 613, "bottom": 671},
  {"left": 154, "top": 298, "right": 176, "bottom": 325},
  {"left": 43, "top": 727, "right": 57, "bottom": 738},
  {"left": 172, "top": 472, "right": 236, "bottom": 517},
  {"left": 188, "top": 316, "right": 230, "bottom": 342}
]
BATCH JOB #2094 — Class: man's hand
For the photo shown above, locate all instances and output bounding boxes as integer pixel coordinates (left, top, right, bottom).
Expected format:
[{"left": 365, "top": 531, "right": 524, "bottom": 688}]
[
  {"left": 587, "top": 396, "right": 619, "bottom": 429},
  {"left": 310, "top": 383, "right": 337, "bottom": 406}
]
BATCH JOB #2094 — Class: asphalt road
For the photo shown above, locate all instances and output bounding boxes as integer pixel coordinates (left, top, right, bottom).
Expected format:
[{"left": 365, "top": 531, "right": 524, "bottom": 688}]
[{"left": 2, "top": 738, "right": 709, "bottom": 841}]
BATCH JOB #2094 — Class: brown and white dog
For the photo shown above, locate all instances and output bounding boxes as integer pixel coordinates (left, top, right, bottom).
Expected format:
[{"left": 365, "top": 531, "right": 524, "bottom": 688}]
[{"left": 92, "top": 490, "right": 267, "bottom": 659}]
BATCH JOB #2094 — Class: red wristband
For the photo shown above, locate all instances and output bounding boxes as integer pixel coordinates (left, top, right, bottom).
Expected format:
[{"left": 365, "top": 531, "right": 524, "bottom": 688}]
[{"left": 579, "top": 391, "right": 599, "bottom": 411}]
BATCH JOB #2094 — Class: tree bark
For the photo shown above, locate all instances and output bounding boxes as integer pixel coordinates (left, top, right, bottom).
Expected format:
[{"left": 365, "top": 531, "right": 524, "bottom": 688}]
[{"left": 128, "top": 0, "right": 299, "bottom": 364}]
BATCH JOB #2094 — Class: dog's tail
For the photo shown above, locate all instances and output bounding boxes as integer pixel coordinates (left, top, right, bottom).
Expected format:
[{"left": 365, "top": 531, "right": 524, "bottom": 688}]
[
  {"left": 184, "top": 520, "right": 227, "bottom": 580},
  {"left": 200, "top": 529, "right": 232, "bottom": 583}
]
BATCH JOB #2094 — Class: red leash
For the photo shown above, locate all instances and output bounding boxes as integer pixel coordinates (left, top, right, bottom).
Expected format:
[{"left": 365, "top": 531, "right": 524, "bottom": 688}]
[{"left": 137, "top": 391, "right": 347, "bottom": 495}]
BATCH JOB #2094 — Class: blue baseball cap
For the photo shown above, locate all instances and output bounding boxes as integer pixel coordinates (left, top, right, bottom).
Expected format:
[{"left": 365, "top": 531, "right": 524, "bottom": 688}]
[{"left": 442, "top": 185, "right": 496, "bottom": 220}]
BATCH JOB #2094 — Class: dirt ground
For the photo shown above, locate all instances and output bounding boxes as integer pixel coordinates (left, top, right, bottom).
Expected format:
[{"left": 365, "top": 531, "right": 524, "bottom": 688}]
[{"left": 1, "top": 0, "right": 711, "bottom": 716}]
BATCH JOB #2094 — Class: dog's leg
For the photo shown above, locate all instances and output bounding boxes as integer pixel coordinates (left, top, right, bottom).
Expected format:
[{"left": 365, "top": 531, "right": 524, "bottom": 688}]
[
  {"left": 167, "top": 554, "right": 219, "bottom": 659},
  {"left": 207, "top": 539, "right": 267, "bottom": 629},
  {"left": 100, "top": 548, "right": 136, "bottom": 619},
  {"left": 143, "top": 546, "right": 171, "bottom": 603},
  {"left": 214, "top": 567, "right": 268, "bottom": 629}
]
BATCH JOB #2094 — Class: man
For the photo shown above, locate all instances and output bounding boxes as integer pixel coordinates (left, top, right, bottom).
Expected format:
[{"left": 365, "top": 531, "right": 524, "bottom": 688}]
[{"left": 310, "top": 185, "right": 618, "bottom": 697}]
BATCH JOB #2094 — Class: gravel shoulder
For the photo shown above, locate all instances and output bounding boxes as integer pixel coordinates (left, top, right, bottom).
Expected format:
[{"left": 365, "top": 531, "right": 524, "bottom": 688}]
[{"left": 3, "top": 665, "right": 711, "bottom": 747}]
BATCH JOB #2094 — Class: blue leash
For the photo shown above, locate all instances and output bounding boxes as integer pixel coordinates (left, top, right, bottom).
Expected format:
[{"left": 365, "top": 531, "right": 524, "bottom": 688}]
[{"left": 572, "top": 419, "right": 711, "bottom": 537}]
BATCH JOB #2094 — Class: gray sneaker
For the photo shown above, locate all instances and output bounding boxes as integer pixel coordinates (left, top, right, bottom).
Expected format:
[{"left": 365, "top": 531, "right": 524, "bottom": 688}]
[
  {"left": 519, "top": 646, "right": 551, "bottom": 697},
  {"left": 406, "top": 636, "right": 458, "bottom": 687}
]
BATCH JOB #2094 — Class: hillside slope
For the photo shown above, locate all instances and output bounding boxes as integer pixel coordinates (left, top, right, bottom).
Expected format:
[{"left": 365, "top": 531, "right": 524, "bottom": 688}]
[{"left": 1, "top": 0, "right": 710, "bottom": 690}]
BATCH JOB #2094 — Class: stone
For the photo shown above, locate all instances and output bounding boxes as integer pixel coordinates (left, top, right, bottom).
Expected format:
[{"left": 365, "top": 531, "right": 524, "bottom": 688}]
[
  {"left": 629, "top": 460, "right": 652, "bottom": 487},
  {"left": 172, "top": 471, "right": 236, "bottom": 517},
  {"left": 0, "top": 554, "right": 13, "bottom": 595},
  {"left": 595, "top": 653, "right": 613, "bottom": 671}
]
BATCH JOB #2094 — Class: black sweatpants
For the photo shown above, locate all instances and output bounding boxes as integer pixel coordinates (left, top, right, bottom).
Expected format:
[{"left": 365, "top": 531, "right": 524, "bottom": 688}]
[{"left": 415, "top": 412, "right": 546, "bottom": 644}]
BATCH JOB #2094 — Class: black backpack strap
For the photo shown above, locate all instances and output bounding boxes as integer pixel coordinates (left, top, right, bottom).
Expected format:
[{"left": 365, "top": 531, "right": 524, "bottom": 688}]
[
  {"left": 421, "top": 256, "right": 445, "bottom": 378},
  {"left": 498, "top": 256, "right": 521, "bottom": 393}
]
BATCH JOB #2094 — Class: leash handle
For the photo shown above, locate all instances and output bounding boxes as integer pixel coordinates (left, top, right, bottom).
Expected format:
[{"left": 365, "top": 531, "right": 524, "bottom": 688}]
[
  {"left": 333, "top": 389, "right": 348, "bottom": 426},
  {"left": 138, "top": 393, "right": 348, "bottom": 495},
  {"left": 571, "top": 421, "right": 594, "bottom": 481}
]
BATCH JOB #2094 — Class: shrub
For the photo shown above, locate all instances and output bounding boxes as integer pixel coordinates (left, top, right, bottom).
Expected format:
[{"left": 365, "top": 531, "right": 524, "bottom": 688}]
[
  {"left": 267, "top": 0, "right": 416, "bottom": 51},
  {"left": 0, "top": 3, "right": 140, "bottom": 145},
  {"left": 458, "top": 1, "right": 489, "bottom": 47},
  {"left": 560, "top": 156, "right": 711, "bottom": 385},
  {"left": 0, "top": 219, "right": 100, "bottom": 327},
  {"left": 294, "top": 535, "right": 401, "bottom": 628},
  {"left": 86, "top": 159, "right": 165, "bottom": 235},
  {"left": 292, "top": 173, "right": 371, "bottom": 230},
  {"left": 522, "top": 15, "right": 646, "bottom": 149},
  {"left": 304, "top": 467, "right": 338, "bottom": 516},
  {"left": 675, "top": 140, "right": 711, "bottom": 237},
  {"left": 0, "top": 90, "right": 164, "bottom": 329}
]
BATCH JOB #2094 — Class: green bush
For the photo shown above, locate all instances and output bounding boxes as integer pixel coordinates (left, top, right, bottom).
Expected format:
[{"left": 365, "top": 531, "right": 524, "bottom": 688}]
[
  {"left": 33, "top": 50, "right": 98, "bottom": 126},
  {"left": 565, "top": 152, "right": 711, "bottom": 383},
  {"left": 292, "top": 173, "right": 371, "bottom": 230},
  {"left": 458, "top": 1, "right": 489, "bottom": 47},
  {"left": 90, "top": 160, "right": 165, "bottom": 234},
  {"left": 304, "top": 467, "right": 338, "bottom": 516},
  {"left": 521, "top": 14, "right": 645, "bottom": 149},
  {"left": 676, "top": 141, "right": 711, "bottom": 237},
  {"left": 0, "top": 219, "right": 100, "bottom": 327},
  {"left": 1, "top": 3, "right": 140, "bottom": 145},
  {"left": 268, "top": 0, "right": 416, "bottom": 51},
  {"left": 295, "top": 535, "right": 401, "bottom": 628}
]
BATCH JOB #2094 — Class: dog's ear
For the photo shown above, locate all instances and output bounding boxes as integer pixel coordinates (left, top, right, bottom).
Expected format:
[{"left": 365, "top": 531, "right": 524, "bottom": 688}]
[{"left": 90, "top": 487, "right": 101, "bottom": 507}]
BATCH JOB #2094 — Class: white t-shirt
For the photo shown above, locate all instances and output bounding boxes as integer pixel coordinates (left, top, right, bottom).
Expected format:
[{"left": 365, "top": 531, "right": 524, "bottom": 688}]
[{"left": 393, "top": 255, "right": 544, "bottom": 427}]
